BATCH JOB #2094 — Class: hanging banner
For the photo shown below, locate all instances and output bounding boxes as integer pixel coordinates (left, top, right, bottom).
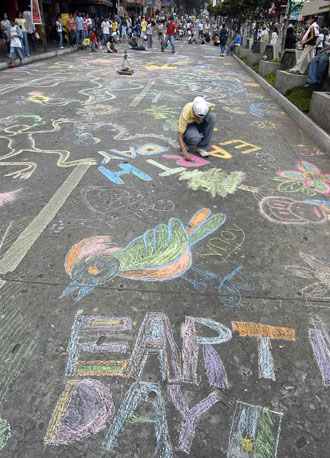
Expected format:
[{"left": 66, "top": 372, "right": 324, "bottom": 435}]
[{"left": 31, "top": 0, "right": 42, "bottom": 24}]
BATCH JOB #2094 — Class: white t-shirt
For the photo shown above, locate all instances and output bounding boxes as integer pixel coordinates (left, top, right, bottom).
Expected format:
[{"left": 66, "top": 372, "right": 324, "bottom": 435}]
[
  {"left": 10, "top": 26, "right": 22, "bottom": 47},
  {"left": 102, "top": 21, "right": 110, "bottom": 34}
]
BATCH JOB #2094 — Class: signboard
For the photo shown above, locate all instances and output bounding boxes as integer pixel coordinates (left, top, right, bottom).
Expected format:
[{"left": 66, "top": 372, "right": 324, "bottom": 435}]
[
  {"left": 286, "top": 0, "right": 304, "bottom": 20},
  {"left": 31, "top": 0, "right": 42, "bottom": 24}
]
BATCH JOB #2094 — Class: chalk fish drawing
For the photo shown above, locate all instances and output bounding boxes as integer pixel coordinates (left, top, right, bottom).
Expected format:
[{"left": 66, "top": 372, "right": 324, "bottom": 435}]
[
  {"left": 0, "top": 189, "right": 23, "bottom": 207},
  {"left": 62, "top": 208, "right": 226, "bottom": 301},
  {"left": 286, "top": 252, "right": 330, "bottom": 298},
  {"left": 227, "top": 401, "right": 283, "bottom": 457}
]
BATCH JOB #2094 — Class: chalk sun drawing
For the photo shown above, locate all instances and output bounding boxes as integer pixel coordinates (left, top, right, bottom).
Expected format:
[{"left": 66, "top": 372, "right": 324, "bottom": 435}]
[
  {"left": 0, "top": 116, "right": 96, "bottom": 179},
  {"left": 286, "top": 252, "right": 330, "bottom": 298},
  {"left": 179, "top": 168, "right": 245, "bottom": 198},
  {"left": 62, "top": 208, "right": 226, "bottom": 301}
]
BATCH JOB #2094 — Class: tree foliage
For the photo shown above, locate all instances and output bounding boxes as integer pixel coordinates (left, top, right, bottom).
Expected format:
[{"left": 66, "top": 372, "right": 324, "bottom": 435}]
[{"left": 208, "top": 0, "right": 273, "bottom": 19}]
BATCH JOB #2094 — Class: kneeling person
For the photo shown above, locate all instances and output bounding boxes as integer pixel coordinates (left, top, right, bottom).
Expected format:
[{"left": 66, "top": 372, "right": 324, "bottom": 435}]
[{"left": 178, "top": 96, "right": 216, "bottom": 161}]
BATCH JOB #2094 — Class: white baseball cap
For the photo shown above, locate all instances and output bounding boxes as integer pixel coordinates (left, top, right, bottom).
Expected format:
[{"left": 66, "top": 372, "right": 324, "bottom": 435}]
[{"left": 193, "top": 97, "right": 209, "bottom": 117}]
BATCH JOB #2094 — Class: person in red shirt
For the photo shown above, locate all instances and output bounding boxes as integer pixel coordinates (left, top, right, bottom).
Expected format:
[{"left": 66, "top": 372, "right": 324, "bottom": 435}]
[
  {"left": 90, "top": 29, "right": 96, "bottom": 52},
  {"left": 161, "top": 16, "right": 176, "bottom": 53}
]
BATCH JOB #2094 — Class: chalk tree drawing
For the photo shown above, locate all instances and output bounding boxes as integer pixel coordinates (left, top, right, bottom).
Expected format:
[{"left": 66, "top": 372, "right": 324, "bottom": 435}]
[
  {"left": 0, "top": 115, "right": 96, "bottom": 179},
  {"left": 274, "top": 161, "right": 330, "bottom": 196},
  {"left": 179, "top": 168, "right": 245, "bottom": 198},
  {"left": 258, "top": 196, "right": 330, "bottom": 225},
  {"left": 62, "top": 208, "right": 226, "bottom": 301},
  {"left": 0, "top": 189, "right": 23, "bottom": 207},
  {"left": 227, "top": 401, "right": 283, "bottom": 457},
  {"left": 286, "top": 252, "right": 330, "bottom": 298}
]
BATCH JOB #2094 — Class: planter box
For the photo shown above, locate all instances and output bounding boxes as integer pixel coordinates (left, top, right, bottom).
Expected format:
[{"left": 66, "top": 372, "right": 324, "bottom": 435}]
[
  {"left": 237, "top": 47, "right": 250, "bottom": 58},
  {"left": 264, "top": 44, "right": 281, "bottom": 61},
  {"left": 274, "top": 70, "right": 307, "bottom": 94},
  {"left": 247, "top": 52, "right": 264, "bottom": 67},
  {"left": 309, "top": 92, "right": 330, "bottom": 134},
  {"left": 280, "top": 49, "right": 303, "bottom": 70},
  {"left": 259, "top": 60, "right": 281, "bottom": 77}
]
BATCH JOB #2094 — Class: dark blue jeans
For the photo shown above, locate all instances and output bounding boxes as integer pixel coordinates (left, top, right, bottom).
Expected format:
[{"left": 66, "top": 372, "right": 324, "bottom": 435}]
[
  {"left": 307, "top": 51, "right": 330, "bottom": 84},
  {"left": 183, "top": 112, "right": 216, "bottom": 150}
]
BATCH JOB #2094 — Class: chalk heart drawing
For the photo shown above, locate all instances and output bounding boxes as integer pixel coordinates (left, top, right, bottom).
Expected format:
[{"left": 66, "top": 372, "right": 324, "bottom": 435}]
[
  {"left": 258, "top": 196, "right": 330, "bottom": 225},
  {"left": 179, "top": 168, "right": 245, "bottom": 198},
  {"left": 274, "top": 161, "right": 330, "bottom": 196},
  {"left": 0, "top": 419, "right": 11, "bottom": 450},
  {"left": 286, "top": 252, "right": 330, "bottom": 298},
  {"left": 62, "top": 209, "right": 227, "bottom": 301},
  {"left": 0, "top": 115, "right": 97, "bottom": 180}
]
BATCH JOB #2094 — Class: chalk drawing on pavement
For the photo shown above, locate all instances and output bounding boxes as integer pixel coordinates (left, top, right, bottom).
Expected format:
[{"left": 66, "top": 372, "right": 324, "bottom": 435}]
[
  {"left": 232, "top": 322, "right": 295, "bottom": 380},
  {"left": 0, "top": 189, "right": 23, "bottom": 207},
  {"left": 201, "top": 224, "right": 246, "bottom": 261},
  {"left": 0, "top": 419, "right": 11, "bottom": 450},
  {"left": 286, "top": 252, "right": 330, "bottom": 299},
  {"left": 258, "top": 195, "right": 330, "bottom": 225},
  {"left": 179, "top": 168, "right": 245, "bottom": 198},
  {"left": 309, "top": 314, "right": 330, "bottom": 387},
  {"left": 0, "top": 116, "right": 96, "bottom": 179},
  {"left": 274, "top": 161, "right": 330, "bottom": 196},
  {"left": 61, "top": 208, "right": 226, "bottom": 301},
  {"left": 44, "top": 378, "right": 115, "bottom": 445},
  {"left": 227, "top": 401, "right": 283, "bottom": 457}
]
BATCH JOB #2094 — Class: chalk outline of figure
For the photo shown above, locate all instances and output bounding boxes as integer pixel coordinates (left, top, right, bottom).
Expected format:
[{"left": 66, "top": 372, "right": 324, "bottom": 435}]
[
  {"left": 0, "top": 115, "right": 97, "bottom": 179},
  {"left": 61, "top": 208, "right": 226, "bottom": 301}
]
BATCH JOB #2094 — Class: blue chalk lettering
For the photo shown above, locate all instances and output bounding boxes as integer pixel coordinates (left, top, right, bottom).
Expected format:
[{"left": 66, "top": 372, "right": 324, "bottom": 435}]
[{"left": 98, "top": 163, "right": 152, "bottom": 184}]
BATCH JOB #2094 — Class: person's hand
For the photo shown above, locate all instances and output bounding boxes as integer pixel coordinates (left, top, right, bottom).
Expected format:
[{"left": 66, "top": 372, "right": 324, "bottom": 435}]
[{"left": 183, "top": 150, "right": 192, "bottom": 161}]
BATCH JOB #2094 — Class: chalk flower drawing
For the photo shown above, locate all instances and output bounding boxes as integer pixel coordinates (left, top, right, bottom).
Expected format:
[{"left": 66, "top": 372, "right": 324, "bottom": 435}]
[
  {"left": 62, "top": 209, "right": 226, "bottom": 301},
  {"left": 286, "top": 252, "right": 330, "bottom": 298},
  {"left": 179, "top": 168, "right": 245, "bottom": 198},
  {"left": 275, "top": 161, "right": 330, "bottom": 195}
]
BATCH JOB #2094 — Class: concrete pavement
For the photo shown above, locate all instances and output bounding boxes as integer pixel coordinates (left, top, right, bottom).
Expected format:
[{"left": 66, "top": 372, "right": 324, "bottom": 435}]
[{"left": 0, "top": 41, "right": 329, "bottom": 457}]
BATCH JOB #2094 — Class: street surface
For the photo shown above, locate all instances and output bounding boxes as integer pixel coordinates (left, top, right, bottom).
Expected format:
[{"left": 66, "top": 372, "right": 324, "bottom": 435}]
[{"left": 0, "top": 41, "right": 329, "bottom": 458}]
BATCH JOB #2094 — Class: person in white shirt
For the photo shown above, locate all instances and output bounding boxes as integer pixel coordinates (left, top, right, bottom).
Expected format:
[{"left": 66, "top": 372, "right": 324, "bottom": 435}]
[
  {"left": 101, "top": 18, "right": 110, "bottom": 45},
  {"left": 9, "top": 18, "right": 24, "bottom": 67},
  {"left": 56, "top": 15, "right": 64, "bottom": 48},
  {"left": 23, "top": 6, "right": 35, "bottom": 52},
  {"left": 290, "top": 16, "right": 319, "bottom": 74}
]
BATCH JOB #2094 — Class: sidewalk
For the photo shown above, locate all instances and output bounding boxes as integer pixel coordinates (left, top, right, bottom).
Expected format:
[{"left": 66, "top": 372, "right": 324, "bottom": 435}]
[{"left": 0, "top": 40, "right": 78, "bottom": 69}]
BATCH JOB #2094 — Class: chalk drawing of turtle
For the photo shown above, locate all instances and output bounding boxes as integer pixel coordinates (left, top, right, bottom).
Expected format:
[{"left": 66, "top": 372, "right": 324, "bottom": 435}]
[{"left": 62, "top": 208, "right": 226, "bottom": 301}]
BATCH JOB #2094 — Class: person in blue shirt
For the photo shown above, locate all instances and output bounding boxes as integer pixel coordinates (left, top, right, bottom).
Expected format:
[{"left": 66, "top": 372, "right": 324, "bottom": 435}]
[
  {"left": 226, "top": 31, "right": 242, "bottom": 56},
  {"left": 75, "top": 12, "right": 84, "bottom": 45}
]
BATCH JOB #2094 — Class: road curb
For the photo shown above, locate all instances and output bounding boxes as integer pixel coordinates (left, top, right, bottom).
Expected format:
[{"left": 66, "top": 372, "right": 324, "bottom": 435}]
[
  {"left": 0, "top": 47, "right": 79, "bottom": 70},
  {"left": 233, "top": 54, "right": 330, "bottom": 156}
]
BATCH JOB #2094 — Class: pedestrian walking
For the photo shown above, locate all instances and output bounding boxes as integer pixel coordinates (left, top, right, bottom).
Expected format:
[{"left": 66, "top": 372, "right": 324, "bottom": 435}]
[
  {"left": 177, "top": 96, "right": 216, "bottom": 161},
  {"left": 219, "top": 23, "right": 228, "bottom": 56},
  {"left": 101, "top": 17, "right": 110, "bottom": 46},
  {"left": 161, "top": 16, "right": 176, "bottom": 53},
  {"left": 75, "top": 12, "right": 84, "bottom": 45},
  {"left": 8, "top": 18, "right": 24, "bottom": 67}
]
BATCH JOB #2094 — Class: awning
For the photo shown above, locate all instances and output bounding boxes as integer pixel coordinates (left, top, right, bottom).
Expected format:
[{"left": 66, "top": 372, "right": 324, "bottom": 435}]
[
  {"left": 69, "top": 0, "right": 113, "bottom": 5},
  {"left": 301, "top": 0, "right": 330, "bottom": 16}
]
